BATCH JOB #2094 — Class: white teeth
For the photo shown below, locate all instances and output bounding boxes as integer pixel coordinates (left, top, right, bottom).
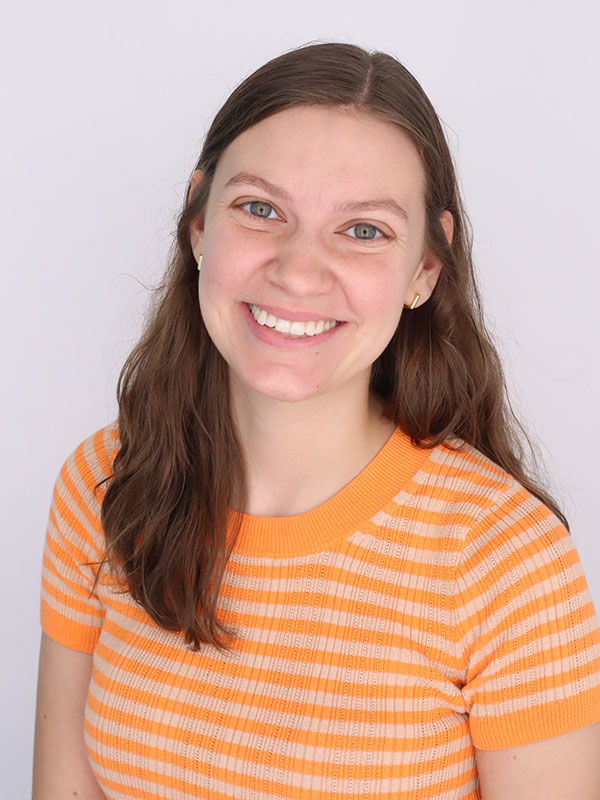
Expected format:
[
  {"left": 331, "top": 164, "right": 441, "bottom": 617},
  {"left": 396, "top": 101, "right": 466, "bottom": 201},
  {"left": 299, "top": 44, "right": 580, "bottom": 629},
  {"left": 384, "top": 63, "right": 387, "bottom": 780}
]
[{"left": 248, "top": 304, "right": 339, "bottom": 337}]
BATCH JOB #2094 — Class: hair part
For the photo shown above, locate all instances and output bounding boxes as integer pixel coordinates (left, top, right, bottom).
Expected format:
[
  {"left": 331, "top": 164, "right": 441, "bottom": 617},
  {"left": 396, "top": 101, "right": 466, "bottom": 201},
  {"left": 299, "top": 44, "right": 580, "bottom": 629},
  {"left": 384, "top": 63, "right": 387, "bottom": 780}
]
[{"left": 95, "top": 42, "right": 567, "bottom": 652}]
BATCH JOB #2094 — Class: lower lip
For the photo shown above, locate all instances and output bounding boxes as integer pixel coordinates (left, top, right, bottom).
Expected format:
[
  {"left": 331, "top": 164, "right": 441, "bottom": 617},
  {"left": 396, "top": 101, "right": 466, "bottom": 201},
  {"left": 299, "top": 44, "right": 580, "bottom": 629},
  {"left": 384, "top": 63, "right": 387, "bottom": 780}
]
[{"left": 241, "top": 303, "right": 345, "bottom": 349}]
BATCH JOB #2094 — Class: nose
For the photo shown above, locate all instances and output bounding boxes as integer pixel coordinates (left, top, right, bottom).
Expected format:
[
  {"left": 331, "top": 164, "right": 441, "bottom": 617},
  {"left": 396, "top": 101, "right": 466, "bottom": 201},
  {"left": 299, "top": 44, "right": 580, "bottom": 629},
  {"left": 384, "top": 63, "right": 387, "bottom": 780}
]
[{"left": 265, "top": 227, "right": 335, "bottom": 297}]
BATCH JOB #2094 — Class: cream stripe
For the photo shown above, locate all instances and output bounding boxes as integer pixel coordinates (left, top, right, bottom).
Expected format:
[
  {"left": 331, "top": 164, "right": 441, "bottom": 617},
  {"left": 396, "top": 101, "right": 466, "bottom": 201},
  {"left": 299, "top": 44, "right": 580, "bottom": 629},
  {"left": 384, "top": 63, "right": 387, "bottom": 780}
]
[
  {"left": 469, "top": 665, "right": 600, "bottom": 715},
  {"left": 401, "top": 464, "right": 506, "bottom": 493},
  {"left": 455, "top": 570, "right": 590, "bottom": 641},
  {"left": 41, "top": 589, "right": 103, "bottom": 626},
  {"left": 225, "top": 550, "right": 459, "bottom": 593},
  {"left": 370, "top": 507, "right": 478, "bottom": 533},
  {"left": 459, "top": 592, "right": 596, "bottom": 663},
  {"left": 463, "top": 645, "right": 600, "bottom": 697},
  {"left": 86, "top": 701, "right": 468, "bottom": 747},
  {"left": 53, "top": 480, "right": 104, "bottom": 553},
  {"left": 97, "top": 608, "right": 462, "bottom": 679},
  {"left": 85, "top": 705, "right": 471, "bottom": 764},
  {"left": 91, "top": 654, "right": 464, "bottom": 721},
  {"left": 87, "top": 743, "right": 477, "bottom": 797},
  {"left": 427, "top": 442, "right": 510, "bottom": 480}
]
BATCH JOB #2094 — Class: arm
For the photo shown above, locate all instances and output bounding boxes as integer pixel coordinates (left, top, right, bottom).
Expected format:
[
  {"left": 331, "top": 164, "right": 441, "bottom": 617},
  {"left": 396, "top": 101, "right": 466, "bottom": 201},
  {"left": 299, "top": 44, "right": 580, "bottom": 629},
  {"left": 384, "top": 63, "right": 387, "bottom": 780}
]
[
  {"left": 476, "top": 721, "right": 600, "bottom": 799},
  {"left": 32, "top": 632, "right": 106, "bottom": 800}
]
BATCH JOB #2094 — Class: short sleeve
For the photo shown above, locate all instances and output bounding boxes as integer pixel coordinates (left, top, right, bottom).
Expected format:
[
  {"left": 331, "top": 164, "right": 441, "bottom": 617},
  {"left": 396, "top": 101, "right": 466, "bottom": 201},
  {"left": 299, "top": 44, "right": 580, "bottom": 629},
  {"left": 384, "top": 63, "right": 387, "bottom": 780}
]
[
  {"left": 455, "top": 483, "right": 600, "bottom": 750},
  {"left": 40, "top": 422, "right": 118, "bottom": 653}
]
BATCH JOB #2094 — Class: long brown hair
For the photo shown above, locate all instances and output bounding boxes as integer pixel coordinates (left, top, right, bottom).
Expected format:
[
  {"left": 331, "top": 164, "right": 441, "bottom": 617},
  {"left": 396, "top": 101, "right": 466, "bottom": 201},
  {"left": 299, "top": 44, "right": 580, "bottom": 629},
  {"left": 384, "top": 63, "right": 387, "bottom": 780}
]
[{"left": 96, "top": 42, "right": 567, "bottom": 652}]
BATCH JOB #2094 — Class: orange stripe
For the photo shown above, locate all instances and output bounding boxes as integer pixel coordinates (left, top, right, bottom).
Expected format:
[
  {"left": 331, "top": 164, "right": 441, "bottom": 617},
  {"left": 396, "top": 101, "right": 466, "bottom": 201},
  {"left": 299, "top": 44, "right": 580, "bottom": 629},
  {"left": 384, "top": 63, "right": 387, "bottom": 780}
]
[
  {"left": 465, "top": 589, "right": 598, "bottom": 675},
  {"left": 375, "top": 501, "right": 478, "bottom": 528},
  {"left": 91, "top": 647, "right": 458, "bottom": 720},
  {"left": 97, "top": 608, "right": 464, "bottom": 681},
  {"left": 470, "top": 684, "right": 600, "bottom": 749},
  {"left": 85, "top": 689, "right": 469, "bottom": 751},
  {"left": 422, "top": 458, "right": 509, "bottom": 492},
  {"left": 470, "top": 652, "right": 600, "bottom": 707},
  {"left": 41, "top": 569, "right": 102, "bottom": 616},
  {"left": 87, "top": 734, "right": 476, "bottom": 790},
  {"left": 396, "top": 479, "right": 505, "bottom": 509},
  {"left": 38, "top": 421, "right": 600, "bottom": 800},
  {"left": 41, "top": 598, "right": 100, "bottom": 652}
]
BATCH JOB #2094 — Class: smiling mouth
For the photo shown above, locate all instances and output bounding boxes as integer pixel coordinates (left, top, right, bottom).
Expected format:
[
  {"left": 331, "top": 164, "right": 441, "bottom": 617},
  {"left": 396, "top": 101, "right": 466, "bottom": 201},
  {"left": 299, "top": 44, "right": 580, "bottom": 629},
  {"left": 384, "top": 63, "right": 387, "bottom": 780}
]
[{"left": 247, "top": 303, "right": 341, "bottom": 338}]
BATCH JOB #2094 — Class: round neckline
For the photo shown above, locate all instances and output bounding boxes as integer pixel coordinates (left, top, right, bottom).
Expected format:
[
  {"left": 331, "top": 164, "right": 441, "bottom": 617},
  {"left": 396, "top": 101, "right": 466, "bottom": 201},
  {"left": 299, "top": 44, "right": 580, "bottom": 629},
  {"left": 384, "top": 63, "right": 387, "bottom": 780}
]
[{"left": 227, "top": 426, "right": 432, "bottom": 558}]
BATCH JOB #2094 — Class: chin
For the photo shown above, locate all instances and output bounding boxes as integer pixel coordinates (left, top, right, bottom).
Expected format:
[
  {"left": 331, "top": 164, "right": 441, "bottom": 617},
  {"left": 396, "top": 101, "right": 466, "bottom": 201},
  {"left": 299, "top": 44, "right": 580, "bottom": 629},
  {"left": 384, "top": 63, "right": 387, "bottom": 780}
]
[
  {"left": 252, "top": 382, "right": 325, "bottom": 404},
  {"left": 231, "top": 368, "right": 329, "bottom": 404}
]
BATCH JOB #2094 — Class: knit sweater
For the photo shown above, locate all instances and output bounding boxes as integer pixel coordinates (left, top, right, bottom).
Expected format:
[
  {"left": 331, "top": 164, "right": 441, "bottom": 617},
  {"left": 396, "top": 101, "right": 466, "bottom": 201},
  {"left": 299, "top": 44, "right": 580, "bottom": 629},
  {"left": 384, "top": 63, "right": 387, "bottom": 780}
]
[{"left": 40, "top": 419, "right": 600, "bottom": 800}]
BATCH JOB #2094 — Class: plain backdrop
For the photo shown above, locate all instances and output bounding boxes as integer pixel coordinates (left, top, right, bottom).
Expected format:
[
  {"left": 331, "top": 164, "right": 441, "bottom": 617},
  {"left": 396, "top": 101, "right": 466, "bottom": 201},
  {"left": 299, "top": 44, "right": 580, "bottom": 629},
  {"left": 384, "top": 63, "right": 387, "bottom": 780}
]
[{"left": 2, "top": 0, "right": 598, "bottom": 793}]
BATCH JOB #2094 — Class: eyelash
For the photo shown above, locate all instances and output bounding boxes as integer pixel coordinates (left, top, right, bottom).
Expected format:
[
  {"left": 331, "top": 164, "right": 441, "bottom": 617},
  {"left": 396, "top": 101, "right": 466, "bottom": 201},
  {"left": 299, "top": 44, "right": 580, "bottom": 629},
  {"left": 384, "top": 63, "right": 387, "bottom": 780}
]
[{"left": 236, "top": 200, "right": 390, "bottom": 242}]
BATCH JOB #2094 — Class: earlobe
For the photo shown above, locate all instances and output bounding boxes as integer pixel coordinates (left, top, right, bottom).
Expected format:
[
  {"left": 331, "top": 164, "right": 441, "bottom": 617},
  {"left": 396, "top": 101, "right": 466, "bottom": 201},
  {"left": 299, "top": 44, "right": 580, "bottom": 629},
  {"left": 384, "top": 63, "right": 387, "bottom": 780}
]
[
  {"left": 404, "top": 249, "right": 444, "bottom": 309},
  {"left": 190, "top": 225, "right": 204, "bottom": 265},
  {"left": 403, "top": 258, "right": 441, "bottom": 309},
  {"left": 403, "top": 210, "right": 453, "bottom": 308},
  {"left": 403, "top": 293, "right": 421, "bottom": 310}
]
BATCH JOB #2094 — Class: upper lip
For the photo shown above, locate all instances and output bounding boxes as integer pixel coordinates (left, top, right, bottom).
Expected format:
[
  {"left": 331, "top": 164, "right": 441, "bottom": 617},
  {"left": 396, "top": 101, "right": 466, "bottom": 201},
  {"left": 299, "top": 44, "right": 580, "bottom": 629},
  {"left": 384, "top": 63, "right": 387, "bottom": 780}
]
[{"left": 246, "top": 302, "right": 341, "bottom": 323}]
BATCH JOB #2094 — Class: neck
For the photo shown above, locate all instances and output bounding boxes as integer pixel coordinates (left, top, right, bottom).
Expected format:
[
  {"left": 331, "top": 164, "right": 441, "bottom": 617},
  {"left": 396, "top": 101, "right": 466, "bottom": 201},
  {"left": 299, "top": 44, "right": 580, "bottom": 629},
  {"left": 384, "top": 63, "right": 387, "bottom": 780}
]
[{"left": 230, "top": 375, "right": 396, "bottom": 516}]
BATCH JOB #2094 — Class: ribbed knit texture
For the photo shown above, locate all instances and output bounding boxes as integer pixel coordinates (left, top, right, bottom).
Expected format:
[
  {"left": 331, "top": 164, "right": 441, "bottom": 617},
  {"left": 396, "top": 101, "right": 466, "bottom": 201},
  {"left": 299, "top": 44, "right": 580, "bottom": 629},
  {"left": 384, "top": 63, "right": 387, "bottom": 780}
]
[{"left": 41, "top": 420, "right": 600, "bottom": 800}]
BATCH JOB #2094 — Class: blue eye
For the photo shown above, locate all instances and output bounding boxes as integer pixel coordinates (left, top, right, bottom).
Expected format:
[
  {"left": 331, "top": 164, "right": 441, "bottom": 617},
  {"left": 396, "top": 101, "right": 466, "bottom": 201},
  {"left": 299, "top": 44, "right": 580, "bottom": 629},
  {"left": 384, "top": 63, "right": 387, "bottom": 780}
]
[
  {"left": 237, "top": 202, "right": 387, "bottom": 241},
  {"left": 346, "top": 223, "right": 385, "bottom": 240},
  {"left": 241, "top": 200, "right": 279, "bottom": 219}
]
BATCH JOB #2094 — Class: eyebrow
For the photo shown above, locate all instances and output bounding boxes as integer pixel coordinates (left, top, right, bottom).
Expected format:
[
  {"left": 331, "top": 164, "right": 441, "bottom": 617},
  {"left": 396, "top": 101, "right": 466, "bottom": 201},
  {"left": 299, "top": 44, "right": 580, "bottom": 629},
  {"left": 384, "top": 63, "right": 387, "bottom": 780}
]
[{"left": 224, "top": 171, "right": 410, "bottom": 223}]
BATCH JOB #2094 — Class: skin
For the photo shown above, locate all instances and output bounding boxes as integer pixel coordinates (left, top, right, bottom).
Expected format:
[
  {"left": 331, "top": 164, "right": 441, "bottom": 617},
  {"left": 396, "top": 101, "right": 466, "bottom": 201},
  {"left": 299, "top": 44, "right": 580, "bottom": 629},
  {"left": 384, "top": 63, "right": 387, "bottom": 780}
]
[
  {"left": 32, "top": 634, "right": 106, "bottom": 799},
  {"left": 187, "top": 103, "right": 600, "bottom": 794},
  {"left": 189, "top": 105, "right": 452, "bottom": 516},
  {"left": 32, "top": 104, "right": 600, "bottom": 798}
]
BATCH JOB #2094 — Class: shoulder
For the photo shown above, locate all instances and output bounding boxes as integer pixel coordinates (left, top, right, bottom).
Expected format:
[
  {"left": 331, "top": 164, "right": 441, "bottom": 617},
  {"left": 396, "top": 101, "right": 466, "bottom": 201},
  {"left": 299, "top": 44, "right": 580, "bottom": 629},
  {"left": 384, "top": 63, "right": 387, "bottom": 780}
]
[
  {"left": 397, "top": 435, "right": 575, "bottom": 581},
  {"left": 416, "top": 436, "right": 515, "bottom": 506},
  {"left": 414, "top": 436, "right": 562, "bottom": 531},
  {"left": 49, "top": 419, "right": 120, "bottom": 556},
  {"left": 56, "top": 419, "right": 120, "bottom": 500},
  {"left": 432, "top": 446, "right": 600, "bottom": 752},
  {"left": 425, "top": 441, "right": 589, "bottom": 647},
  {"left": 42, "top": 420, "right": 120, "bottom": 650}
]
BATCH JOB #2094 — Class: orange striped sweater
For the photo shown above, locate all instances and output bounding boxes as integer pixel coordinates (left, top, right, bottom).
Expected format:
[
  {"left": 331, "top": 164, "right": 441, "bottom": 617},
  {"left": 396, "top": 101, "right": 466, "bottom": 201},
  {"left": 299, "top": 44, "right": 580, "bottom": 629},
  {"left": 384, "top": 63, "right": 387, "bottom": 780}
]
[{"left": 41, "top": 419, "right": 600, "bottom": 800}]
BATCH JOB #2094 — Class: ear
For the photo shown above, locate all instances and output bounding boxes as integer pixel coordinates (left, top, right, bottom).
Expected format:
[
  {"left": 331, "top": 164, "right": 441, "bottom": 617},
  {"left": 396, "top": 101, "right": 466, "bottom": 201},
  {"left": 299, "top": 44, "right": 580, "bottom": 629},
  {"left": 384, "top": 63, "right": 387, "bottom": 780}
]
[
  {"left": 188, "top": 169, "right": 205, "bottom": 263},
  {"left": 404, "top": 210, "right": 454, "bottom": 308}
]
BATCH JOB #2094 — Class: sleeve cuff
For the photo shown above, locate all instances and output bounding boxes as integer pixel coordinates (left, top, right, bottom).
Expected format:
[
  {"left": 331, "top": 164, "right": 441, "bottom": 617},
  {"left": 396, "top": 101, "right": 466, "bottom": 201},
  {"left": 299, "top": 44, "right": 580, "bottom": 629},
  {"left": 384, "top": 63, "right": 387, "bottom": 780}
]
[{"left": 470, "top": 684, "right": 600, "bottom": 750}]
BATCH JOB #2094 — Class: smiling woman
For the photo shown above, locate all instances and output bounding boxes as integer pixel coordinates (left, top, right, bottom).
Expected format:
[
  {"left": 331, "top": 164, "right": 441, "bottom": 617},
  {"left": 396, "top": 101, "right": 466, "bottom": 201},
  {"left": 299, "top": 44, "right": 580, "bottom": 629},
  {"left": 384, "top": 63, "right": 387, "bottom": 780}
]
[
  {"left": 33, "top": 42, "right": 600, "bottom": 800},
  {"left": 190, "top": 105, "right": 445, "bottom": 409}
]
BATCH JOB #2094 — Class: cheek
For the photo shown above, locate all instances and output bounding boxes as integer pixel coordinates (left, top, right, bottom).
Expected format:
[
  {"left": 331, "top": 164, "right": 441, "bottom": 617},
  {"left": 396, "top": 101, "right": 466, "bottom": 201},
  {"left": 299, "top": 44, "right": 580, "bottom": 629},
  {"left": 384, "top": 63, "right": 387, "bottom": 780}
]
[
  {"left": 199, "top": 257, "right": 244, "bottom": 306},
  {"left": 201, "top": 228, "right": 264, "bottom": 296},
  {"left": 357, "top": 271, "right": 408, "bottom": 322}
]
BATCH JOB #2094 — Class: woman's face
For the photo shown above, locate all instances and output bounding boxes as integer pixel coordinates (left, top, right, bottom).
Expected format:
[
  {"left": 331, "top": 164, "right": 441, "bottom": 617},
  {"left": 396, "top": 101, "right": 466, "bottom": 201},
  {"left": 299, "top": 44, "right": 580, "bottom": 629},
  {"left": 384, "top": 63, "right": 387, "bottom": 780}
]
[{"left": 190, "top": 105, "right": 451, "bottom": 406}]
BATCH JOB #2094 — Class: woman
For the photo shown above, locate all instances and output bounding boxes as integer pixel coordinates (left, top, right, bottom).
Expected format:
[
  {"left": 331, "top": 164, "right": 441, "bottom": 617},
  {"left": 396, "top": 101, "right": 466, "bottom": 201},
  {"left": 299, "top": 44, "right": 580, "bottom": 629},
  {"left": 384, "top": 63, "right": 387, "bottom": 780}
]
[{"left": 33, "top": 43, "right": 600, "bottom": 799}]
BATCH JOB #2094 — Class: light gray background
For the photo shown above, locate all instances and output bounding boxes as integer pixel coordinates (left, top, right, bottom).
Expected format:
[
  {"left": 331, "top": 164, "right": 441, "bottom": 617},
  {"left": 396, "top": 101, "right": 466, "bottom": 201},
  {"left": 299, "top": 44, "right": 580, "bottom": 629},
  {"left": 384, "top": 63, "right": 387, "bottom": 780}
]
[{"left": 2, "top": 1, "right": 598, "bottom": 794}]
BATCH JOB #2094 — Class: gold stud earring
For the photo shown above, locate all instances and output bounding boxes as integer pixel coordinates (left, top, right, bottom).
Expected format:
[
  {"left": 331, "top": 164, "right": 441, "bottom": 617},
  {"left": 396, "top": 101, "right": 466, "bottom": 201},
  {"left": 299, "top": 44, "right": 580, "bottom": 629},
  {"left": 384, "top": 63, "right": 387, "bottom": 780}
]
[
  {"left": 404, "top": 293, "right": 420, "bottom": 310},
  {"left": 197, "top": 253, "right": 202, "bottom": 271}
]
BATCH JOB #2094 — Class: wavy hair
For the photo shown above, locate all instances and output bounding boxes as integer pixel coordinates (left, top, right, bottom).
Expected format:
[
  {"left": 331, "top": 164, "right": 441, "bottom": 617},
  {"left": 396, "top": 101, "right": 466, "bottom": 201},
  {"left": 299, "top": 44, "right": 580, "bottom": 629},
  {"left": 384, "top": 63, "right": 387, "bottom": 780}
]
[{"left": 96, "top": 42, "right": 567, "bottom": 651}]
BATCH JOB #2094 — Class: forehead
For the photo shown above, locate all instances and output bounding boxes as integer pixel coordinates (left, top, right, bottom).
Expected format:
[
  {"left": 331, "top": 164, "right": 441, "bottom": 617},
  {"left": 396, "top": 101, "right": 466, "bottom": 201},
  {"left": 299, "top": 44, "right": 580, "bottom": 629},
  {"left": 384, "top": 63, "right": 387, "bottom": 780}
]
[{"left": 212, "top": 105, "right": 426, "bottom": 201}]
